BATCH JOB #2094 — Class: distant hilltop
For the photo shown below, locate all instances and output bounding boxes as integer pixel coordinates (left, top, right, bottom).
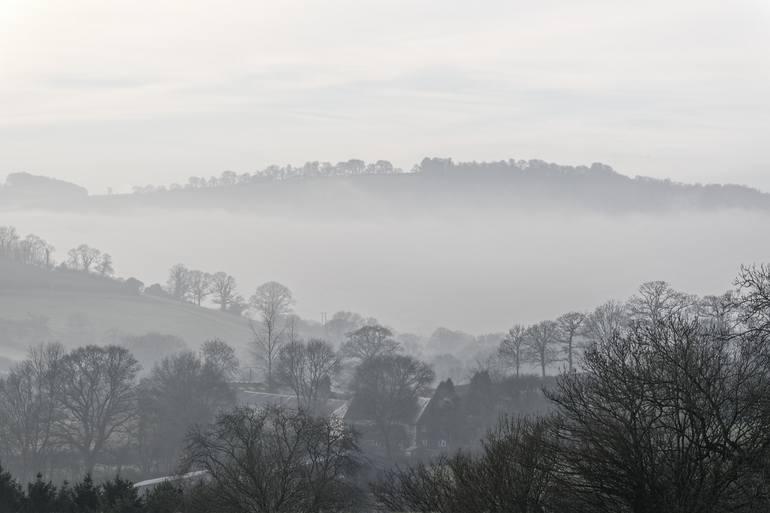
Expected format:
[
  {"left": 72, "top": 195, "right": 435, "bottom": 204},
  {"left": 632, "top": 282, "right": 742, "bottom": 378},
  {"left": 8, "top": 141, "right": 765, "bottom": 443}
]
[
  {"left": 1, "top": 172, "right": 88, "bottom": 205},
  {"left": 3, "top": 158, "right": 769, "bottom": 213}
]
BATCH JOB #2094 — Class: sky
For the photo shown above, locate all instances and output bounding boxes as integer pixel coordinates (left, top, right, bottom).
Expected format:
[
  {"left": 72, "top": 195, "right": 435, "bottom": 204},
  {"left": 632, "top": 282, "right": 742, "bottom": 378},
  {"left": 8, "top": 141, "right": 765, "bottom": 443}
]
[{"left": 1, "top": 0, "right": 769, "bottom": 193}]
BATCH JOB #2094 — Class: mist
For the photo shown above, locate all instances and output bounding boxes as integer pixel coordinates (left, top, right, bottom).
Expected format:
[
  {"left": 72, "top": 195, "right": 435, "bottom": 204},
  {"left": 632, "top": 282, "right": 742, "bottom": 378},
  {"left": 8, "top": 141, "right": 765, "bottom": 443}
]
[
  {"left": 4, "top": 1, "right": 770, "bottom": 508},
  {"left": 3, "top": 200, "right": 766, "bottom": 335}
]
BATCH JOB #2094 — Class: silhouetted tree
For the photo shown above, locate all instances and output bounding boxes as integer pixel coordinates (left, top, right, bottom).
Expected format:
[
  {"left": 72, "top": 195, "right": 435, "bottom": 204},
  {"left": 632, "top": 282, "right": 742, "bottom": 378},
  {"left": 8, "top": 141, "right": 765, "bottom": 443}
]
[
  {"left": 166, "top": 264, "right": 191, "bottom": 301},
  {"left": 186, "top": 406, "right": 363, "bottom": 513},
  {"left": 341, "top": 324, "right": 400, "bottom": 363},
  {"left": 67, "top": 244, "right": 102, "bottom": 273},
  {"left": 350, "top": 354, "right": 434, "bottom": 458},
  {"left": 548, "top": 317, "right": 770, "bottom": 513},
  {"left": 249, "top": 281, "right": 294, "bottom": 389},
  {"left": 188, "top": 270, "right": 212, "bottom": 306},
  {"left": 138, "top": 351, "right": 235, "bottom": 474},
  {"left": 57, "top": 345, "right": 139, "bottom": 473},
  {"left": 276, "top": 338, "right": 340, "bottom": 414},
  {"left": 0, "top": 463, "right": 23, "bottom": 511},
  {"left": 211, "top": 271, "right": 236, "bottom": 311},
  {"left": 374, "top": 417, "right": 556, "bottom": 513},
  {"left": 525, "top": 321, "right": 558, "bottom": 377},
  {"left": 556, "top": 312, "right": 585, "bottom": 372},
  {"left": 627, "top": 280, "right": 694, "bottom": 324},
  {"left": 201, "top": 338, "right": 239, "bottom": 381},
  {"left": 582, "top": 300, "right": 627, "bottom": 346},
  {"left": 734, "top": 263, "right": 770, "bottom": 332},
  {"left": 699, "top": 291, "right": 737, "bottom": 334},
  {"left": 498, "top": 324, "right": 527, "bottom": 377},
  {"left": 95, "top": 253, "right": 114, "bottom": 276},
  {"left": 0, "top": 344, "right": 64, "bottom": 480},
  {"left": 0, "top": 226, "right": 20, "bottom": 257}
]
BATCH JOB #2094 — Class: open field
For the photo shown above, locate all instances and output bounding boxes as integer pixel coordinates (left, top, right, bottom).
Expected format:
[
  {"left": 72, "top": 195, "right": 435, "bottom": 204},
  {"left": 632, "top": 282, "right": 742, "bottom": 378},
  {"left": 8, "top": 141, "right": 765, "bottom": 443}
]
[{"left": 0, "top": 288, "right": 251, "bottom": 360}]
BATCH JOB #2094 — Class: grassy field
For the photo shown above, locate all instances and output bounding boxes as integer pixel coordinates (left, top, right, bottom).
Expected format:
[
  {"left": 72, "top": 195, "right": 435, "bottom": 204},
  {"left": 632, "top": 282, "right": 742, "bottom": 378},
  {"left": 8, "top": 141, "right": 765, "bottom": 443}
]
[{"left": 0, "top": 289, "right": 252, "bottom": 360}]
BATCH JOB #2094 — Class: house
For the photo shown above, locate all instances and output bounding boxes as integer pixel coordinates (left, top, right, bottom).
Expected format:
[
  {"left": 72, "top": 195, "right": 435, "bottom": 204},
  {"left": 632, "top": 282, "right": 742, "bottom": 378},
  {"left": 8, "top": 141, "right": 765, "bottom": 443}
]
[
  {"left": 413, "top": 373, "right": 557, "bottom": 459},
  {"left": 414, "top": 379, "right": 469, "bottom": 457},
  {"left": 343, "top": 394, "right": 430, "bottom": 458}
]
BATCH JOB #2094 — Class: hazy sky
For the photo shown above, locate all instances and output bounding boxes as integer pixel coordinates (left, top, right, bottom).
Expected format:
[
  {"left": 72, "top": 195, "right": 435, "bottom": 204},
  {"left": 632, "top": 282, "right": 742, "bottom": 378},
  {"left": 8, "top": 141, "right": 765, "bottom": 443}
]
[{"left": 2, "top": 0, "right": 769, "bottom": 193}]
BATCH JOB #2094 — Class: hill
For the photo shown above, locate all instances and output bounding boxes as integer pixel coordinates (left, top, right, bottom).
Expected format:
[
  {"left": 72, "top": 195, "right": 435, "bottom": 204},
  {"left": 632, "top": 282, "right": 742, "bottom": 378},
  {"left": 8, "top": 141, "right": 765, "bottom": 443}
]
[
  {"left": 0, "top": 258, "right": 252, "bottom": 363},
  {"left": 4, "top": 158, "right": 769, "bottom": 214},
  {"left": 0, "top": 172, "right": 88, "bottom": 208}
]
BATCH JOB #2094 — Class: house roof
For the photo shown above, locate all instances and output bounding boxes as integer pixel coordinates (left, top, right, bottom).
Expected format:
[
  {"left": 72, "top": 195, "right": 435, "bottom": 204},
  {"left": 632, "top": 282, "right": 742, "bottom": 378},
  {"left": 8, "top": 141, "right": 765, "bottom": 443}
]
[
  {"left": 412, "top": 396, "right": 432, "bottom": 424},
  {"left": 417, "top": 379, "right": 464, "bottom": 427},
  {"left": 236, "top": 388, "right": 349, "bottom": 417},
  {"left": 344, "top": 395, "right": 431, "bottom": 424},
  {"left": 134, "top": 470, "right": 209, "bottom": 490}
]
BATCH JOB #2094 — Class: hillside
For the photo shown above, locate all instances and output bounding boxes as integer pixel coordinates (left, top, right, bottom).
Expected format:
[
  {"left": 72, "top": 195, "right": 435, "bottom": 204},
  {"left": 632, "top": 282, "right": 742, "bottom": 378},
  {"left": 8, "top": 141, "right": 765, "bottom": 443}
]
[
  {"left": 99, "top": 159, "right": 770, "bottom": 214},
  {"left": 0, "top": 259, "right": 252, "bottom": 362},
  {"left": 3, "top": 158, "right": 769, "bottom": 214}
]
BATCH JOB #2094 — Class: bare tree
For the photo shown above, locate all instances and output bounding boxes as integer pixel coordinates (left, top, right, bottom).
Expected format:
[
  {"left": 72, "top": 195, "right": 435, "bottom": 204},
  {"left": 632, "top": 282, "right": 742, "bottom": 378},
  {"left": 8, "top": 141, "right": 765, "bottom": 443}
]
[
  {"left": 582, "top": 300, "right": 627, "bottom": 346},
  {"left": 323, "top": 311, "right": 376, "bottom": 345},
  {"left": 36, "top": 237, "right": 55, "bottom": 268},
  {"left": 556, "top": 312, "right": 585, "bottom": 372},
  {"left": 57, "top": 345, "right": 139, "bottom": 473},
  {"left": 0, "top": 343, "right": 64, "bottom": 481},
  {"left": 249, "top": 281, "right": 294, "bottom": 389},
  {"left": 166, "top": 263, "right": 191, "bottom": 301},
  {"left": 210, "top": 271, "right": 238, "bottom": 311},
  {"left": 201, "top": 338, "right": 240, "bottom": 380},
  {"left": 498, "top": 324, "right": 528, "bottom": 377},
  {"left": 188, "top": 270, "right": 213, "bottom": 306},
  {"left": 627, "top": 280, "right": 695, "bottom": 324},
  {"left": 16, "top": 234, "right": 55, "bottom": 267},
  {"left": 276, "top": 338, "right": 340, "bottom": 414},
  {"left": 374, "top": 417, "right": 556, "bottom": 513},
  {"left": 186, "top": 406, "right": 362, "bottom": 513},
  {"left": 340, "top": 324, "right": 400, "bottom": 363},
  {"left": 0, "top": 226, "right": 20, "bottom": 257},
  {"left": 350, "top": 354, "right": 434, "bottom": 458},
  {"left": 139, "top": 350, "right": 235, "bottom": 474},
  {"left": 734, "top": 263, "right": 770, "bottom": 331},
  {"left": 548, "top": 317, "right": 770, "bottom": 513},
  {"left": 699, "top": 291, "right": 737, "bottom": 334},
  {"left": 67, "top": 244, "right": 102, "bottom": 273},
  {"left": 525, "top": 321, "right": 558, "bottom": 377},
  {"left": 95, "top": 253, "right": 114, "bottom": 276}
]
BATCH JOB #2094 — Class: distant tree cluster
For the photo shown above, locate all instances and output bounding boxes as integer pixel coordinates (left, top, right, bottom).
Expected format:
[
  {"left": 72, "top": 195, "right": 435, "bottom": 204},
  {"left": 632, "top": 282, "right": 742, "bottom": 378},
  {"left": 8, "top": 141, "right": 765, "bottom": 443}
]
[
  {"left": 2, "top": 260, "right": 770, "bottom": 513},
  {"left": 0, "top": 471, "right": 152, "bottom": 513},
  {"left": 0, "top": 225, "right": 55, "bottom": 268},
  {"left": 142, "top": 264, "right": 244, "bottom": 313},
  {"left": 414, "top": 156, "right": 619, "bottom": 177},
  {"left": 66, "top": 243, "right": 114, "bottom": 276},
  {"left": 186, "top": 406, "right": 364, "bottom": 513},
  {"left": 131, "top": 159, "right": 403, "bottom": 193},
  {"left": 496, "top": 280, "right": 736, "bottom": 377},
  {"left": 0, "top": 225, "right": 118, "bottom": 278},
  {"left": 375, "top": 264, "right": 770, "bottom": 513},
  {"left": 0, "top": 339, "right": 239, "bottom": 482}
]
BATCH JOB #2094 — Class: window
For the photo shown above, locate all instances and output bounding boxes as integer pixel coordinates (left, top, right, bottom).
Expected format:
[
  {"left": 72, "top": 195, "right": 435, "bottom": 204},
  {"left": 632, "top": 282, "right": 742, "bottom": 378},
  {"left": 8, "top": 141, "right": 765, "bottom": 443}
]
[
  {"left": 421, "top": 439, "right": 427, "bottom": 447},
  {"left": 440, "top": 439, "right": 447, "bottom": 448}
]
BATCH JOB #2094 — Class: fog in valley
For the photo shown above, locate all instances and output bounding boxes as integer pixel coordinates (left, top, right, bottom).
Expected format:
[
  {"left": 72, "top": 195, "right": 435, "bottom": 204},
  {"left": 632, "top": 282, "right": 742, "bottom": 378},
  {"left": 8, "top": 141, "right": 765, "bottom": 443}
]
[
  {"left": 5, "top": 191, "right": 770, "bottom": 336},
  {"left": 3, "top": 1, "right": 770, "bottom": 512}
]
